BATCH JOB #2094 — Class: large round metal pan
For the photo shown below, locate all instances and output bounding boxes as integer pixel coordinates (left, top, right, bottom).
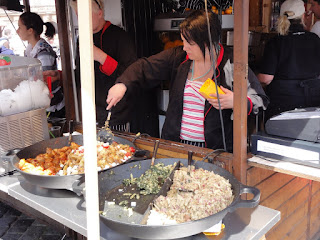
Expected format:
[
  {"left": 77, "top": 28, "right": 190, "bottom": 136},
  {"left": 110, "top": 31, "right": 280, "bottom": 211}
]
[
  {"left": 98, "top": 158, "right": 260, "bottom": 240},
  {"left": 11, "top": 135, "right": 138, "bottom": 194}
]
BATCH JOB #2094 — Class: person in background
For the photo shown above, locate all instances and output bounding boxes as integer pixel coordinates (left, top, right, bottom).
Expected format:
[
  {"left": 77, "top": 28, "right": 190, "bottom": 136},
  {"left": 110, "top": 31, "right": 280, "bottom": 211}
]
[
  {"left": 0, "top": 38, "right": 14, "bottom": 55},
  {"left": 3, "top": 29, "right": 12, "bottom": 40},
  {"left": 106, "top": 9, "right": 268, "bottom": 152},
  {"left": 305, "top": 0, "right": 320, "bottom": 37},
  {"left": 1, "top": 29, "right": 14, "bottom": 54},
  {"left": 17, "top": 12, "right": 65, "bottom": 119},
  {"left": 258, "top": 0, "right": 320, "bottom": 121},
  {"left": 68, "top": 0, "right": 137, "bottom": 130}
]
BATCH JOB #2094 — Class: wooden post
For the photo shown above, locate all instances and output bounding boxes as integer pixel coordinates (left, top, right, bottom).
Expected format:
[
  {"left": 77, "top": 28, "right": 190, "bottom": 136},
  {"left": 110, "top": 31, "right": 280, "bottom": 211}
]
[
  {"left": 23, "top": 0, "right": 30, "bottom": 12},
  {"left": 55, "top": 0, "right": 76, "bottom": 123},
  {"left": 77, "top": 0, "right": 100, "bottom": 239},
  {"left": 233, "top": 0, "right": 249, "bottom": 184},
  {"left": 262, "top": 0, "right": 272, "bottom": 33}
]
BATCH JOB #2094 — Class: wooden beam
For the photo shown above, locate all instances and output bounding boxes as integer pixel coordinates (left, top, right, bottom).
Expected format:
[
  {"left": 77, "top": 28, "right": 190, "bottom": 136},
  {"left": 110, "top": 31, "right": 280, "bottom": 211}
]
[
  {"left": 23, "top": 0, "right": 30, "bottom": 12},
  {"left": 233, "top": 0, "right": 249, "bottom": 184},
  {"left": 249, "top": 0, "right": 261, "bottom": 28},
  {"left": 262, "top": 0, "right": 272, "bottom": 33},
  {"left": 114, "top": 131, "right": 234, "bottom": 172},
  {"left": 55, "top": 0, "right": 76, "bottom": 123},
  {"left": 77, "top": 0, "right": 100, "bottom": 238}
]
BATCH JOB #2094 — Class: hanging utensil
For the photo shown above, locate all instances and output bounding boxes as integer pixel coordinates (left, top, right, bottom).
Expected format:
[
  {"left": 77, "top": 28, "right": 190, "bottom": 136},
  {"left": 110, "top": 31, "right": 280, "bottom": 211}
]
[
  {"left": 0, "top": 169, "right": 18, "bottom": 177},
  {"left": 68, "top": 120, "right": 74, "bottom": 146},
  {"left": 178, "top": 151, "right": 194, "bottom": 193},
  {"left": 150, "top": 140, "right": 160, "bottom": 166},
  {"left": 97, "top": 109, "right": 114, "bottom": 145},
  {"left": 61, "top": 120, "right": 74, "bottom": 174},
  {"left": 187, "top": 151, "right": 193, "bottom": 177}
]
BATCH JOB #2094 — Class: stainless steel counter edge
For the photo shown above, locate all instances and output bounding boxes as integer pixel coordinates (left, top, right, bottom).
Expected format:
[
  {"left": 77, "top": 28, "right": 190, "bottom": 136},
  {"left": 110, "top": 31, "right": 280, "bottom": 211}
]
[{"left": 8, "top": 179, "right": 87, "bottom": 236}]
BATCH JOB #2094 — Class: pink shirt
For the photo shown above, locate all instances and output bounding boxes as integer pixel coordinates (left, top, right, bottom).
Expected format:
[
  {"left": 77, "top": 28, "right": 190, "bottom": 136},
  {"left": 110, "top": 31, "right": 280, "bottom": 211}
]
[{"left": 180, "top": 80, "right": 205, "bottom": 142}]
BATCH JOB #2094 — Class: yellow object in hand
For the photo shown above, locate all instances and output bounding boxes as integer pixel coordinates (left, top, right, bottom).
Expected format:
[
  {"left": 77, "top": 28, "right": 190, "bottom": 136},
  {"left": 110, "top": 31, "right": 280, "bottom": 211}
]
[{"left": 199, "top": 78, "right": 225, "bottom": 99}]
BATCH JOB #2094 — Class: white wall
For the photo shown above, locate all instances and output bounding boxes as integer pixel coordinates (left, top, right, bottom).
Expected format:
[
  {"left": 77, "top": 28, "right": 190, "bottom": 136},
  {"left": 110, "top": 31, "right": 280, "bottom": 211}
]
[
  {"left": 104, "top": 0, "right": 122, "bottom": 27},
  {"left": 70, "top": 0, "right": 123, "bottom": 28}
]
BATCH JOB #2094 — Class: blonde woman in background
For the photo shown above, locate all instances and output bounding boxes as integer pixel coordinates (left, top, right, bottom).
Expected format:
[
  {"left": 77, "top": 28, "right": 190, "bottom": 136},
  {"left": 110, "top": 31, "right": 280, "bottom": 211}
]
[{"left": 258, "top": 0, "right": 320, "bottom": 121}]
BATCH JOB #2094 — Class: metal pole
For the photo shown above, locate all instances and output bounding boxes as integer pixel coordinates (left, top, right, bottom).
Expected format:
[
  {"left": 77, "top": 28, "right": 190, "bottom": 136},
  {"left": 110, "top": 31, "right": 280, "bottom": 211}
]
[
  {"left": 66, "top": 2, "right": 80, "bottom": 122},
  {"left": 233, "top": 0, "right": 249, "bottom": 184}
]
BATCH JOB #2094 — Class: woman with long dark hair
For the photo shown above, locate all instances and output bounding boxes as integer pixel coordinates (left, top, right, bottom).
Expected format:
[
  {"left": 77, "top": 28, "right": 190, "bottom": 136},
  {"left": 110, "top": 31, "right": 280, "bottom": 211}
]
[{"left": 17, "top": 12, "right": 65, "bottom": 118}]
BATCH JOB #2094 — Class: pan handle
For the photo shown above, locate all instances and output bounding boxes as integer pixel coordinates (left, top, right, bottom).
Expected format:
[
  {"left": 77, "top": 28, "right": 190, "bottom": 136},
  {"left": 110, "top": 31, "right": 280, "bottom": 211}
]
[
  {"left": 230, "top": 185, "right": 260, "bottom": 212},
  {"left": 70, "top": 175, "right": 85, "bottom": 196}
]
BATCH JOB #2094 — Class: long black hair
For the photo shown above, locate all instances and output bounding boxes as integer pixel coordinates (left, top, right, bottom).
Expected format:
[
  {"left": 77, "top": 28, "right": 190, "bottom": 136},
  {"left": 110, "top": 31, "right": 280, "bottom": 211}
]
[
  {"left": 179, "top": 9, "right": 221, "bottom": 59},
  {"left": 19, "top": 12, "right": 56, "bottom": 39}
]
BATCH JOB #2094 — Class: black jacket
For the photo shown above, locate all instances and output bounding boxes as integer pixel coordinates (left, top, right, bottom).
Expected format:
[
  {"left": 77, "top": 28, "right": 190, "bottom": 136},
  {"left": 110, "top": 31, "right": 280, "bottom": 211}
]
[
  {"left": 117, "top": 46, "right": 268, "bottom": 151},
  {"left": 76, "top": 22, "right": 137, "bottom": 126}
]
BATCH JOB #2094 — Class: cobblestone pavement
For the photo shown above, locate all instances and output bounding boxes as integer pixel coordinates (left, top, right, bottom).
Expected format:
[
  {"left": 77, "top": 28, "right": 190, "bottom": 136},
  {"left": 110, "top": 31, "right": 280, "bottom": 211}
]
[{"left": 0, "top": 201, "right": 72, "bottom": 240}]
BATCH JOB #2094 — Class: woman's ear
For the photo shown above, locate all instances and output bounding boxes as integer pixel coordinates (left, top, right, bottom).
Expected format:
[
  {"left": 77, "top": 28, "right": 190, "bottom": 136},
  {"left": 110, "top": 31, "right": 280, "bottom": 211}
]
[
  {"left": 27, "top": 28, "right": 34, "bottom": 36},
  {"left": 98, "top": 8, "right": 103, "bottom": 18}
]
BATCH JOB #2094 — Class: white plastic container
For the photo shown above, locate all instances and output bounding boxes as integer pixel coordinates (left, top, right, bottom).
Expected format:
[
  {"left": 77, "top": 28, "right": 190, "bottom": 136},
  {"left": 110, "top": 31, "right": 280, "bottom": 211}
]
[
  {"left": 0, "top": 55, "right": 50, "bottom": 155},
  {"left": 0, "top": 54, "right": 50, "bottom": 117},
  {"left": 0, "top": 108, "right": 50, "bottom": 155}
]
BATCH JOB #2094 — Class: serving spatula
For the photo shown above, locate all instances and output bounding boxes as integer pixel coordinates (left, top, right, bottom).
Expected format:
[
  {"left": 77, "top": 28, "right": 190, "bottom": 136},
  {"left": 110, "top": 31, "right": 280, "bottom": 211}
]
[{"left": 97, "top": 109, "right": 114, "bottom": 145}]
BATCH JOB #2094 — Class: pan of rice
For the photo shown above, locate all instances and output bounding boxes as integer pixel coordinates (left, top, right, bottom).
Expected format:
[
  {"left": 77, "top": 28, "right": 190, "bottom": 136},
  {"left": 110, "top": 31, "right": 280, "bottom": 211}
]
[{"left": 98, "top": 158, "right": 260, "bottom": 239}]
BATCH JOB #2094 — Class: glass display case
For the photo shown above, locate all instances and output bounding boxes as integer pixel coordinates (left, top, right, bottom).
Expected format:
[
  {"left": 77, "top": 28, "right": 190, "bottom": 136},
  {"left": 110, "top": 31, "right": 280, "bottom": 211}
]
[{"left": 0, "top": 55, "right": 50, "bottom": 116}]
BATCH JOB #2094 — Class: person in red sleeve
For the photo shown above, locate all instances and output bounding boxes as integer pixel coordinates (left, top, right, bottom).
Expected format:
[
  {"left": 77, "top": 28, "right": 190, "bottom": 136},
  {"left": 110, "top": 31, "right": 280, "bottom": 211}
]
[
  {"left": 106, "top": 10, "right": 268, "bottom": 152},
  {"left": 72, "top": 0, "right": 137, "bottom": 129}
]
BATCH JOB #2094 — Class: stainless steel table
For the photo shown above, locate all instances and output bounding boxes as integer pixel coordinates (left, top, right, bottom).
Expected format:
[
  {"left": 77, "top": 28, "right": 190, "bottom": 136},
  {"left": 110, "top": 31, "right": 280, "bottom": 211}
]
[{"left": 1, "top": 174, "right": 280, "bottom": 240}]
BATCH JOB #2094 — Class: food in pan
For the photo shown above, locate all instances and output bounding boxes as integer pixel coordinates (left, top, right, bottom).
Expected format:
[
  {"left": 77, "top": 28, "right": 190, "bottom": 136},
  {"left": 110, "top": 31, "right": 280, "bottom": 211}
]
[
  {"left": 18, "top": 141, "right": 135, "bottom": 176},
  {"left": 147, "top": 166, "right": 233, "bottom": 225},
  {"left": 123, "top": 163, "right": 175, "bottom": 195},
  {"left": 62, "top": 141, "right": 135, "bottom": 175},
  {"left": 147, "top": 209, "right": 178, "bottom": 225},
  {"left": 18, "top": 142, "right": 80, "bottom": 175}
]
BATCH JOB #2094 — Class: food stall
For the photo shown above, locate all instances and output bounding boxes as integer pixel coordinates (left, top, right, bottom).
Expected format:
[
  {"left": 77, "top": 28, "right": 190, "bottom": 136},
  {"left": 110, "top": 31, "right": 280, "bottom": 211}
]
[{"left": 0, "top": 0, "right": 319, "bottom": 239}]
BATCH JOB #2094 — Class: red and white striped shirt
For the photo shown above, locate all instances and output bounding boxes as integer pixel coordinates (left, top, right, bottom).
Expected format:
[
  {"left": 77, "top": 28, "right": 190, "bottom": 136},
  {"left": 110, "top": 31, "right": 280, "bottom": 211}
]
[{"left": 180, "top": 80, "right": 205, "bottom": 142}]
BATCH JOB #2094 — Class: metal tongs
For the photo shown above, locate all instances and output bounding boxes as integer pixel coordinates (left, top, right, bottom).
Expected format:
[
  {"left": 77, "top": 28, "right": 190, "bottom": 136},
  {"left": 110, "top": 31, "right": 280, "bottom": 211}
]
[
  {"left": 97, "top": 109, "right": 114, "bottom": 145},
  {"left": 61, "top": 120, "right": 74, "bottom": 174},
  {"left": 150, "top": 140, "right": 160, "bottom": 166},
  {"left": 178, "top": 151, "right": 194, "bottom": 193},
  {"left": 68, "top": 120, "right": 74, "bottom": 146},
  {"left": 186, "top": 151, "right": 193, "bottom": 178}
]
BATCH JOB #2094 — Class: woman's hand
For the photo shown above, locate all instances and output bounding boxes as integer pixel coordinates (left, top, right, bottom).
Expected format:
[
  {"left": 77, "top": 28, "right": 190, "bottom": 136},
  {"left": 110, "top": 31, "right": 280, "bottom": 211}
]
[
  {"left": 106, "top": 83, "right": 127, "bottom": 110},
  {"left": 207, "top": 86, "right": 233, "bottom": 110}
]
